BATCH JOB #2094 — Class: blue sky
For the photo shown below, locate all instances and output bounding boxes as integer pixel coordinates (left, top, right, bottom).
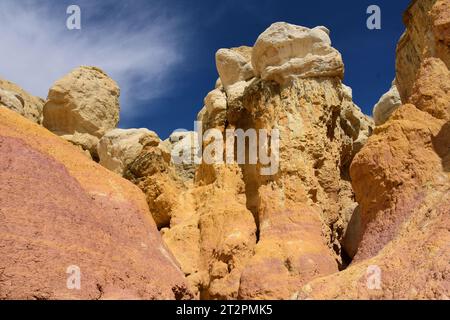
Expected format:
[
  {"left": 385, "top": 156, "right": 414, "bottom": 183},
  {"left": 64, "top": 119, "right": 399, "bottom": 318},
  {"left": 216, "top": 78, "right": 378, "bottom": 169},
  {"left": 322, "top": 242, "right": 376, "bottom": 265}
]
[{"left": 0, "top": 0, "right": 410, "bottom": 138}]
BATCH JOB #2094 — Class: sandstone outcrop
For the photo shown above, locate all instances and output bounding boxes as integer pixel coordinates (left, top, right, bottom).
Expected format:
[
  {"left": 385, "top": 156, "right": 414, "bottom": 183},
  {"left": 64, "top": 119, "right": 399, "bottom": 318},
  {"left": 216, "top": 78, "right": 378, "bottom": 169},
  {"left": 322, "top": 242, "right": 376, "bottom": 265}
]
[
  {"left": 234, "top": 76, "right": 371, "bottom": 299},
  {"left": 373, "top": 81, "right": 402, "bottom": 126},
  {"left": 164, "top": 164, "right": 257, "bottom": 299},
  {"left": 128, "top": 22, "right": 373, "bottom": 300},
  {"left": 124, "top": 136, "right": 186, "bottom": 229},
  {"left": 396, "top": 0, "right": 450, "bottom": 102},
  {"left": 165, "top": 131, "right": 200, "bottom": 181},
  {"left": 298, "top": 0, "right": 450, "bottom": 299},
  {"left": 0, "top": 107, "right": 191, "bottom": 300},
  {"left": 409, "top": 57, "right": 450, "bottom": 120},
  {"left": 299, "top": 93, "right": 449, "bottom": 300},
  {"left": 252, "top": 22, "right": 344, "bottom": 84},
  {"left": 1, "top": 0, "right": 447, "bottom": 302},
  {"left": 43, "top": 66, "right": 120, "bottom": 158},
  {"left": 216, "top": 46, "right": 255, "bottom": 88},
  {"left": 197, "top": 88, "right": 227, "bottom": 131},
  {"left": 95, "top": 128, "right": 200, "bottom": 232},
  {"left": 0, "top": 78, "right": 44, "bottom": 124},
  {"left": 97, "top": 128, "right": 160, "bottom": 176}
]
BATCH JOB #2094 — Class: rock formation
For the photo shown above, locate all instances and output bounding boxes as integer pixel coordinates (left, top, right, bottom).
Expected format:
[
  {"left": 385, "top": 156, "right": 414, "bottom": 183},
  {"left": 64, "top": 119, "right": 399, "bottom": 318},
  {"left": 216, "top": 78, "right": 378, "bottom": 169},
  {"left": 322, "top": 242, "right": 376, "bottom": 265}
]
[
  {"left": 216, "top": 46, "right": 254, "bottom": 88},
  {"left": 0, "top": 78, "right": 44, "bottom": 124},
  {"left": 197, "top": 87, "right": 227, "bottom": 131},
  {"left": 252, "top": 23, "right": 344, "bottom": 84},
  {"left": 0, "top": 106, "right": 191, "bottom": 300},
  {"left": 123, "top": 22, "right": 373, "bottom": 299},
  {"left": 43, "top": 66, "right": 120, "bottom": 158},
  {"left": 0, "top": 0, "right": 448, "bottom": 301},
  {"left": 124, "top": 136, "right": 187, "bottom": 229},
  {"left": 297, "top": 0, "right": 450, "bottom": 299},
  {"left": 373, "top": 81, "right": 402, "bottom": 126},
  {"left": 97, "top": 128, "right": 160, "bottom": 176},
  {"left": 235, "top": 76, "right": 372, "bottom": 299},
  {"left": 163, "top": 131, "right": 200, "bottom": 181},
  {"left": 396, "top": 0, "right": 450, "bottom": 102}
]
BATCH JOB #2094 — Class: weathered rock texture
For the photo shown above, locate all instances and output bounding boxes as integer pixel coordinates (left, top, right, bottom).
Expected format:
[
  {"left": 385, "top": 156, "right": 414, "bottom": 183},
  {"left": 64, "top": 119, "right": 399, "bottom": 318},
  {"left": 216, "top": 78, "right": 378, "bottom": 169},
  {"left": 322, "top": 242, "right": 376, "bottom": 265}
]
[
  {"left": 0, "top": 78, "right": 44, "bottom": 124},
  {"left": 396, "top": 0, "right": 450, "bottom": 102},
  {"left": 124, "top": 22, "right": 373, "bottom": 300},
  {"left": 252, "top": 23, "right": 344, "bottom": 84},
  {"left": 1, "top": 0, "right": 447, "bottom": 302},
  {"left": 197, "top": 88, "right": 227, "bottom": 131},
  {"left": 43, "top": 66, "right": 120, "bottom": 158},
  {"left": 163, "top": 131, "right": 200, "bottom": 181},
  {"left": 0, "top": 107, "right": 191, "bottom": 300},
  {"left": 216, "top": 46, "right": 254, "bottom": 88},
  {"left": 97, "top": 128, "right": 160, "bottom": 176},
  {"left": 373, "top": 81, "right": 402, "bottom": 126},
  {"left": 124, "top": 136, "right": 186, "bottom": 229},
  {"left": 235, "top": 77, "right": 372, "bottom": 299},
  {"left": 298, "top": 0, "right": 450, "bottom": 300}
]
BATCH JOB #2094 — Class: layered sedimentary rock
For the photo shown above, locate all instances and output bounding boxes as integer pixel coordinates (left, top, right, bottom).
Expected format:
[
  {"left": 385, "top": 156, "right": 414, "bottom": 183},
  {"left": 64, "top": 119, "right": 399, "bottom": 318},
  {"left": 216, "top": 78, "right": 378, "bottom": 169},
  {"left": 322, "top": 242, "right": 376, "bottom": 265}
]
[
  {"left": 127, "top": 22, "right": 372, "bottom": 299},
  {"left": 373, "top": 81, "right": 402, "bottom": 126},
  {"left": 0, "top": 107, "right": 191, "bottom": 300},
  {"left": 298, "top": 0, "right": 450, "bottom": 299},
  {"left": 252, "top": 23, "right": 344, "bottom": 84},
  {"left": 120, "top": 129, "right": 255, "bottom": 299},
  {"left": 233, "top": 72, "right": 371, "bottom": 300},
  {"left": 169, "top": 164, "right": 257, "bottom": 299},
  {"left": 299, "top": 71, "right": 450, "bottom": 300},
  {"left": 43, "top": 66, "right": 120, "bottom": 158},
  {"left": 396, "top": 0, "right": 450, "bottom": 102},
  {"left": 1, "top": 0, "right": 446, "bottom": 301},
  {"left": 409, "top": 57, "right": 450, "bottom": 120},
  {"left": 0, "top": 78, "right": 44, "bottom": 124}
]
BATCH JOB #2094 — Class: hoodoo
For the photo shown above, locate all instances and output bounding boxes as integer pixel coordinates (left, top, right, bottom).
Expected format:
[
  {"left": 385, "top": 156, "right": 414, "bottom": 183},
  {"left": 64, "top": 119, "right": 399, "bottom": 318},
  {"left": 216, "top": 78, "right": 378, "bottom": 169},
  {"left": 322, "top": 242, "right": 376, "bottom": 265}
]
[{"left": 0, "top": 0, "right": 448, "bottom": 301}]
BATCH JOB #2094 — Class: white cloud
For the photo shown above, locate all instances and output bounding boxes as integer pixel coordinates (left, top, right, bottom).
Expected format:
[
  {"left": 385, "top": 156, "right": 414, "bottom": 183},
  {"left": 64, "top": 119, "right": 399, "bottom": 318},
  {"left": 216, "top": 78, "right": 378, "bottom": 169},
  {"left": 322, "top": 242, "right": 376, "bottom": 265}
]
[{"left": 0, "top": 0, "right": 188, "bottom": 118}]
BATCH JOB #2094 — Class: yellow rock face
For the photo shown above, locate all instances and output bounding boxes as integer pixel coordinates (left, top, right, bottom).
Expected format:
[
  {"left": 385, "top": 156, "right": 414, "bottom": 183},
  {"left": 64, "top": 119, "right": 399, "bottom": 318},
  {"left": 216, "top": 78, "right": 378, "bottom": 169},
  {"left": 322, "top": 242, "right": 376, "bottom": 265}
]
[
  {"left": 299, "top": 104, "right": 449, "bottom": 299},
  {"left": 2, "top": 0, "right": 448, "bottom": 301},
  {"left": 127, "top": 65, "right": 372, "bottom": 300},
  {"left": 396, "top": 0, "right": 450, "bottom": 102},
  {"left": 232, "top": 77, "right": 371, "bottom": 299},
  {"left": 112, "top": 19, "right": 374, "bottom": 300},
  {"left": 298, "top": 1, "right": 450, "bottom": 298}
]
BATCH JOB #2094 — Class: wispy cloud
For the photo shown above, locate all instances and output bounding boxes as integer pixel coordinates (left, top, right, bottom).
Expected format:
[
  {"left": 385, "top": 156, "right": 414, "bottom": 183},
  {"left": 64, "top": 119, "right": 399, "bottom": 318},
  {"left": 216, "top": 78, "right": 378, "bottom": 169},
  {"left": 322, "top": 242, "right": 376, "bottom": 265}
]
[{"left": 0, "top": 0, "right": 188, "bottom": 121}]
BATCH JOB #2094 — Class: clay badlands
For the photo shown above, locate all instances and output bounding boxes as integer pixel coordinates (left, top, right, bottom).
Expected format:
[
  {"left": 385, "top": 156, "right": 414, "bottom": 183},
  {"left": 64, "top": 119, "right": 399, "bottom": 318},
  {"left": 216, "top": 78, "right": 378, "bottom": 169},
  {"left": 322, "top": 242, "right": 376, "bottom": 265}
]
[{"left": 0, "top": 0, "right": 448, "bottom": 300}]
